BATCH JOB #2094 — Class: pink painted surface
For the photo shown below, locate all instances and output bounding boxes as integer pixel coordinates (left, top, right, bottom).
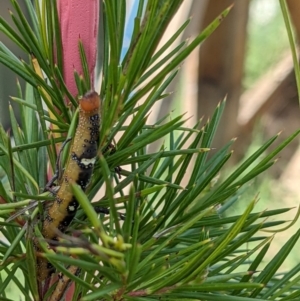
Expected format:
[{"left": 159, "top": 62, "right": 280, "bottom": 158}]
[{"left": 57, "top": 0, "right": 99, "bottom": 98}]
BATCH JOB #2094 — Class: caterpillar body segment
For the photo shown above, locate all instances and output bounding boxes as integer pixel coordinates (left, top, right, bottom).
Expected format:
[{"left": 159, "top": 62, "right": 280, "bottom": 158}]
[{"left": 48, "top": 266, "right": 80, "bottom": 301}]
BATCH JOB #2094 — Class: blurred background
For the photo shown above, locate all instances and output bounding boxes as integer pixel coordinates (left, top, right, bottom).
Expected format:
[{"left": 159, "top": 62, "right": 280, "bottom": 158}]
[
  {"left": 123, "top": 0, "right": 300, "bottom": 238},
  {"left": 1, "top": 0, "right": 299, "bottom": 267}
]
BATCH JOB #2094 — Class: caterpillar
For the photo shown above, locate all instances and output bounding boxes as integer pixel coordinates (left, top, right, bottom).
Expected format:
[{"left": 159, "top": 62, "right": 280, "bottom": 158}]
[{"left": 36, "top": 91, "right": 101, "bottom": 285}]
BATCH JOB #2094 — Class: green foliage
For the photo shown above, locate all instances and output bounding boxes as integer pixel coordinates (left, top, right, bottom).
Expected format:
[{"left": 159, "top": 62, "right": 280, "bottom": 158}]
[
  {"left": 0, "top": 0, "right": 299, "bottom": 300},
  {"left": 244, "top": 0, "right": 290, "bottom": 89},
  {"left": 279, "top": 0, "right": 300, "bottom": 104}
]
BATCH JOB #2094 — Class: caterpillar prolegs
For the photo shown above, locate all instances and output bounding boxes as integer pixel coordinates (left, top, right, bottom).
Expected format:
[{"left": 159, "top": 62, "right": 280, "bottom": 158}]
[{"left": 36, "top": 91, "right": 101, "bottom": 284}]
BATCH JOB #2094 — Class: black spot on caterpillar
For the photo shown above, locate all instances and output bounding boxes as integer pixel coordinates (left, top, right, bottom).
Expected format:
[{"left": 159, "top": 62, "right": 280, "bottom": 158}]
[{"left": 36, "top": 91, "right": 101, "bottom": 283}]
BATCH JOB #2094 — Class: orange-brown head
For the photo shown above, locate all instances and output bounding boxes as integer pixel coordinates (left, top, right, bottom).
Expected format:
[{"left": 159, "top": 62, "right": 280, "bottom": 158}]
[{"left": 79, "top": 91, "right": 100, "bottom": 112}]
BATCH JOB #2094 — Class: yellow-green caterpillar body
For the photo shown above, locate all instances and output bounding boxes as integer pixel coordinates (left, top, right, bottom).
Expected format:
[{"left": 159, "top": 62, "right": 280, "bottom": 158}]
[{"left": 36, "top": 91, "right": 101, "bottom": 283}]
